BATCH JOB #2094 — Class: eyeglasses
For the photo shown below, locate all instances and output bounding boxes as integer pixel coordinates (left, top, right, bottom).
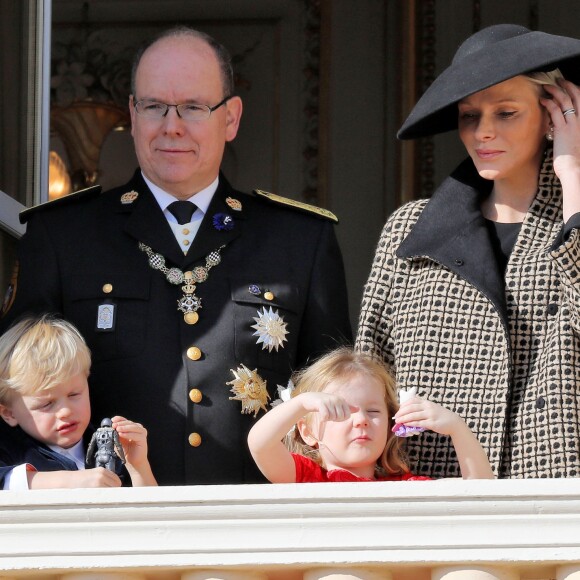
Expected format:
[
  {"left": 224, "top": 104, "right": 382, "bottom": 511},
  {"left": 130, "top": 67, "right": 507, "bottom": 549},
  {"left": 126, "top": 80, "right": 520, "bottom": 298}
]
[{"left": 133, "top": 96, "right": 232, "bottom": 121}]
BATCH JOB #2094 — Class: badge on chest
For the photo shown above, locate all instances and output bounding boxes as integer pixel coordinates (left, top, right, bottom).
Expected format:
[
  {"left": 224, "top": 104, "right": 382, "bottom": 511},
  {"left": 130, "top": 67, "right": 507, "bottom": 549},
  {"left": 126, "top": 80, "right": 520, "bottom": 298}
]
[{"left": 96, "top": 301, "right": 116, "bottom": 332}]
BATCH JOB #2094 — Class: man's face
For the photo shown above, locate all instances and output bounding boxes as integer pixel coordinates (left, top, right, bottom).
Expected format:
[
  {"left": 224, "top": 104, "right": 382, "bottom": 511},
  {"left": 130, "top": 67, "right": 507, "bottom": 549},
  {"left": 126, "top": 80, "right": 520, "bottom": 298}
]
[{"left": 130, "top": 36, "right": 242, "bottom": 199}]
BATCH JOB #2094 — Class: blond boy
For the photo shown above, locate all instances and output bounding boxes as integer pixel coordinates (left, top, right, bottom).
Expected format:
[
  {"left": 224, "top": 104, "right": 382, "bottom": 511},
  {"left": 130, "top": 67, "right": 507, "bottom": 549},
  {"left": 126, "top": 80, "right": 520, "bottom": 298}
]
[{"left": 0, "top": 316, "right": 156, "bottom": 489}]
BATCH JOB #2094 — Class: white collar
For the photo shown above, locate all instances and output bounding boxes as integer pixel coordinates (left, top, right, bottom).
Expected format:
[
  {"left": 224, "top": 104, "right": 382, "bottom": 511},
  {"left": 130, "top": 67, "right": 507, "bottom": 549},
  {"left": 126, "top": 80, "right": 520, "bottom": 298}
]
[
  {"left": 142, "top": 173, "right": 218, "bottom": 216},
  {"left": 48, "top": 439, "right": 86, "bottom": 470}
]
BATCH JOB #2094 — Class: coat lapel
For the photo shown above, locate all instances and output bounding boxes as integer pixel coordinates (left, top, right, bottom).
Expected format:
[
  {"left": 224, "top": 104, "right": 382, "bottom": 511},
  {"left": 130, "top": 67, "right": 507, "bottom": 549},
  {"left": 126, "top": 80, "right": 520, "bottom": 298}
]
[{"left": 397, "top": 157, "right": 507, "bottom": 319}]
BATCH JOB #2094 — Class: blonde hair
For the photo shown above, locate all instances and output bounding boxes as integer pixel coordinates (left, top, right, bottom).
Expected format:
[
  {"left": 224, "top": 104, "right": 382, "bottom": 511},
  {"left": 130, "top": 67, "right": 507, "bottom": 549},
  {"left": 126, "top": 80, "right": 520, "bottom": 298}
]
[
  {"left": 525, "top": 68, "right": 564, "bottom": 94},
  {"left": 285, "top": 347, "right": 409, "bottom": 477},
  {"left": 0, "top": 315, "right": 91, "bottom": 404}
]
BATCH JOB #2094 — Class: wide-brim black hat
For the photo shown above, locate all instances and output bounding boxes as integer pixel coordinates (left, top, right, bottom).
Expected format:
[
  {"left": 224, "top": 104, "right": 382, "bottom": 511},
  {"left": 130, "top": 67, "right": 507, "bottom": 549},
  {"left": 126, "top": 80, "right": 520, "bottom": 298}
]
[{"left": 398, "top": 24, "right": 580, "bottom": 140}]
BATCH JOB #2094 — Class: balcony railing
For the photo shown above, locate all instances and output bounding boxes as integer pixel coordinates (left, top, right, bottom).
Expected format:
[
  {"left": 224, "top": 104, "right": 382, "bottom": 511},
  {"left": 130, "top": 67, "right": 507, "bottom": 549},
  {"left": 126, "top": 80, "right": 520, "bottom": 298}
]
[{"left": 1, "top": 478, "right": 580, "bottom": 579}]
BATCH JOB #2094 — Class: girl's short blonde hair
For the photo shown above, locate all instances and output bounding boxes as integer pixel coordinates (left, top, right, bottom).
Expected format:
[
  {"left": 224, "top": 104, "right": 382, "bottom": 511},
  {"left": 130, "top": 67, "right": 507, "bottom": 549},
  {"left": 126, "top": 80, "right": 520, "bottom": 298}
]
[
  {"left": 0, "top": 315, "right": 91, "bottom": 404},
  {"left": 285, "top": 347, "right": 409, "bottom": 477}
]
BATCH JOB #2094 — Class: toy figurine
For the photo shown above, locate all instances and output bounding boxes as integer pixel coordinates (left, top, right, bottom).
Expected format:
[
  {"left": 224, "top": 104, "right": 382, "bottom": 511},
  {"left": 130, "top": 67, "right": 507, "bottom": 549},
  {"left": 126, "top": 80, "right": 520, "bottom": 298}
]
[{"left": 85, "top": 418, "right": 126, "bottom": 475}]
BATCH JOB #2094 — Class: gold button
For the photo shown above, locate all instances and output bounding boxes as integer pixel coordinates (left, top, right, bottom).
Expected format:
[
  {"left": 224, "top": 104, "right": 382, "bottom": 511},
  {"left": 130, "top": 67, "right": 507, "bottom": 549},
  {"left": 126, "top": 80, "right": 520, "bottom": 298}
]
[
  {"left": 182, "top": 228, "right": 190, "bottom": 235},
  {"left": 187, "top": 346, "right": 202, "bottom": 360},
  {"left": 102, "top": 284, "right": 113, "bottom": 294},
  {"left": 184, "top": 311, "right": 199, "bottom": 325},
  {"left": 188, "top": 432, "right": 202, "bottom": 447},
  {"left": 183, "top": 239, "right": 190, "bottom": 246},
  {"left": 264, "top": 291, "right": 274, "bottom": 301},
  {"left": 189, "top": 388, "right": 203, "bottom": 403}
]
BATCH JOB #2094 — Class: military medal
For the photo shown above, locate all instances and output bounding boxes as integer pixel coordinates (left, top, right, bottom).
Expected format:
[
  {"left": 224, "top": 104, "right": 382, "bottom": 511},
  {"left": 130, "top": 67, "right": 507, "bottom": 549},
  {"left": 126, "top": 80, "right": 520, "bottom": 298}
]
[
  {"left": 177, "top": 270, "right": 201, "bottom": 324},
  {"left": 227, "top": 364, "right": 270, "bottom": 416},
  {"left": 138, "top": 242, "right": 225, "bottom": 324},
  {"left": 120, "top": 190, "right": 139, "bottom": 204},
  {"left": 251, "top": 306, "right": 289, "bottom": 352},
  {"left": 225, "top": 197, "right": 242, "bottom": 211}
]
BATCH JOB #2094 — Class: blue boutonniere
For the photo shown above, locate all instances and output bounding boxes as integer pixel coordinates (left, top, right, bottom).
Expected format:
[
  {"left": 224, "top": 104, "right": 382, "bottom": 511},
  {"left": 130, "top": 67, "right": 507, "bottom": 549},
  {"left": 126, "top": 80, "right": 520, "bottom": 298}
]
[{"left": 213, "top": 212, "right": 235, "bottom": 231}]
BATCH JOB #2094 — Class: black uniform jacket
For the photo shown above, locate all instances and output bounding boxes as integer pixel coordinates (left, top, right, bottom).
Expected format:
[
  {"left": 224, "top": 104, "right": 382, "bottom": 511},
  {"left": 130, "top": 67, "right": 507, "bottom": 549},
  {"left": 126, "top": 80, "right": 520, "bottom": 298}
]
[{"left": 1, "top": 172, "right": 352, "bottom": 485}]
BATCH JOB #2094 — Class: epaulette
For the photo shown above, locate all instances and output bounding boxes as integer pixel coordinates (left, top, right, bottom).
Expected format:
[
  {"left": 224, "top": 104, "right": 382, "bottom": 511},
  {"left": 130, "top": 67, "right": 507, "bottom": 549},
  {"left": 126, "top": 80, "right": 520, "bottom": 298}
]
[
  {"left": 253, "top": 189, "right": 338, "bottom": 223},
  {"left": 19, "top": 185, "right": 102, "bottom": 224}
]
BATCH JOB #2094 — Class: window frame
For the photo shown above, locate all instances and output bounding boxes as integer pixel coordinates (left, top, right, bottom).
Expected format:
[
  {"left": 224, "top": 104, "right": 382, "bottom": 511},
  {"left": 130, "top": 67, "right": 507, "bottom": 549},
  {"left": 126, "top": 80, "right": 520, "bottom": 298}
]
[{"left": 0, "top": 0, "right": 51, "bottom": 240}]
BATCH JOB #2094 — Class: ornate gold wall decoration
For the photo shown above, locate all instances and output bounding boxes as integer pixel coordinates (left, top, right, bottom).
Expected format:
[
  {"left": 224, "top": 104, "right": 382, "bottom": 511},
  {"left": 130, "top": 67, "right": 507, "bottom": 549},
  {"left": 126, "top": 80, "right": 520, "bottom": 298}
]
[{"left": 50, "top": 101, "right": 129, "bottom": 191}]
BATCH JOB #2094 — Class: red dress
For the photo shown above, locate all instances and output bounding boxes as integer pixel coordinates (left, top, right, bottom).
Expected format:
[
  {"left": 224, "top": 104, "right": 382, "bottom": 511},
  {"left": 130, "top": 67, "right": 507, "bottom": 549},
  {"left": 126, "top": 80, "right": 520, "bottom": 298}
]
[{"left": 292, "top": 453, "right": 432, "bottom": 482}]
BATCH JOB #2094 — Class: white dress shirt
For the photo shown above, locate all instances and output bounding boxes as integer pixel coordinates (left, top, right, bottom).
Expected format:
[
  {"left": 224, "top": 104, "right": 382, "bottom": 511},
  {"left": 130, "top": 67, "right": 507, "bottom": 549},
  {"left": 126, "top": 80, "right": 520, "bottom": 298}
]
[{"left": 143, "top": 173, "right": 218, "bottom": 254}]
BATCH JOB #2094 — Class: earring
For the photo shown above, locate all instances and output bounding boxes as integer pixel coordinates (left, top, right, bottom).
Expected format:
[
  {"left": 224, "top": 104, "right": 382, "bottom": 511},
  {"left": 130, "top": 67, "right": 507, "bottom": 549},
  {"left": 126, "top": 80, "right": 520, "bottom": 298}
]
[{"left": 546, "top": 126, "right": 554, "bottom": 141}]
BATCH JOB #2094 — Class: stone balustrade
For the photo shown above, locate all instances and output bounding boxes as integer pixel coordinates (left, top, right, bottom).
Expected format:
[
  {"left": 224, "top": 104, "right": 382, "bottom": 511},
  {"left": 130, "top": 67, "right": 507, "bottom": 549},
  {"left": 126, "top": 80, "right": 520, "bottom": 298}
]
[{"left": 1, "top": 478, "right": 580, "bottom": 579}]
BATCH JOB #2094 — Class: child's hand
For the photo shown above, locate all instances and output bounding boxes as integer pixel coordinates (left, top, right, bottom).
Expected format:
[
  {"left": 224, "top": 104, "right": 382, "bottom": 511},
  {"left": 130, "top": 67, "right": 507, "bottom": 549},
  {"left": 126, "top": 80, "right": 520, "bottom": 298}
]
[
  {"left": 296, "top": 392, "right": 354, "bottom": 441},
  {"left": 394, "top": 396, "right": 494, "bottom": 480},
  {"left": 297, "top": 392, "right": 352, "bottom": 423},
  {"left": 393, "top": 396, "right": 465, "bottom": 436},
  {"left": 111, "top": 415, "right": 157, "bottom": 486},
  {"left": 111, "top": 415, "right": 149, "bottom": 469},
  {"left": 70, "top": 467, "right": 123, "bottom": 487},
  {"left": 28, "top": 467, "right": 122, "bottom": 489}
]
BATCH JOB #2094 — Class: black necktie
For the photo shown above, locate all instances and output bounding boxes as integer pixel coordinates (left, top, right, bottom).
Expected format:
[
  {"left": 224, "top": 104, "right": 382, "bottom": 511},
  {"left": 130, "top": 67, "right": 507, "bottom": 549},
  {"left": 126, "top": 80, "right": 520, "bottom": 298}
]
[{"left": 167, "top": 200, "right": 197, "bottom": 225}]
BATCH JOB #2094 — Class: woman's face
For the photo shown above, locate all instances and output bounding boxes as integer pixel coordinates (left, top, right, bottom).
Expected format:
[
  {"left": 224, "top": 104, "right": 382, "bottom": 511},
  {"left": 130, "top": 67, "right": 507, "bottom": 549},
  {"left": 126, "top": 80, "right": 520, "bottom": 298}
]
[{"left": 458, "top": 75, "right": 550, "bottom": 182}]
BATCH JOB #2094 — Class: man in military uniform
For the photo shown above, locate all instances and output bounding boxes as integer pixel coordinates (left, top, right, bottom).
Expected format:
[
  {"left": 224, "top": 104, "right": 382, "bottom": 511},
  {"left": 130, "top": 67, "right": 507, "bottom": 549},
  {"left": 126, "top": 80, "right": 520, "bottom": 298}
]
[{"left": 0, "top": 27, "right": 351, "bottom": 485}]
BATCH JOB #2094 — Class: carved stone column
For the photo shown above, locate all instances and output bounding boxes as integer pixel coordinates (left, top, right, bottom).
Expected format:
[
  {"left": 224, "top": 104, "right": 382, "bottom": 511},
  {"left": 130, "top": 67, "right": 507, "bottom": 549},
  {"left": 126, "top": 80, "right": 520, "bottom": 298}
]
[
  {"left": 557, "top": 566, "right": 580, "bottom": 579},
  {"left": 433, "top": 567, "right": 519, "bottom": 580}
]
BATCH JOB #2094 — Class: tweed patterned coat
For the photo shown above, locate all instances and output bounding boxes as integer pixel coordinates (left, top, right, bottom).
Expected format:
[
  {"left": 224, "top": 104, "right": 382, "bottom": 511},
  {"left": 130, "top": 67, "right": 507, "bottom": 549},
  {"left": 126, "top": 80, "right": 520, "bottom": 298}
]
[{"left": 357, "top": 149, "right": 580, "bottom": 479}]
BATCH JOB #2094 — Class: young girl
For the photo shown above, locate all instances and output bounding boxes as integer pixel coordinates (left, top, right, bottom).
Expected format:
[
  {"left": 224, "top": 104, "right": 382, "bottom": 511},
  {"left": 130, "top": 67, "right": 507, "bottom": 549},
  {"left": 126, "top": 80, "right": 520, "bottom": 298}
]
[{"left": 248, "top": 348, "right": 494, "bottom": 482}]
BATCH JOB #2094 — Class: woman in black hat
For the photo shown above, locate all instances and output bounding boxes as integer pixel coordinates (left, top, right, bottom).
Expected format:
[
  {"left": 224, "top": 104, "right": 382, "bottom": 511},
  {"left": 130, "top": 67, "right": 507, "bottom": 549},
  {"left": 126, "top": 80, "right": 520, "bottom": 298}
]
[{"left": 357, "top": 24, "right": 580, "bottom": 479}]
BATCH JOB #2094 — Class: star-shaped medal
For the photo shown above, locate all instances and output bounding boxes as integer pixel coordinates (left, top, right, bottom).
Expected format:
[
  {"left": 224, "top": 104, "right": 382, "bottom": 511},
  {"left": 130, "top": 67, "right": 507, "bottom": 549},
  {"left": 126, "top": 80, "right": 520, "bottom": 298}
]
[
  {"left": 251, "top": 307, "right": 289, "bottom": 352},
  {"left": 227, "top": 364, "right": 270, "bottom": 416}
]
